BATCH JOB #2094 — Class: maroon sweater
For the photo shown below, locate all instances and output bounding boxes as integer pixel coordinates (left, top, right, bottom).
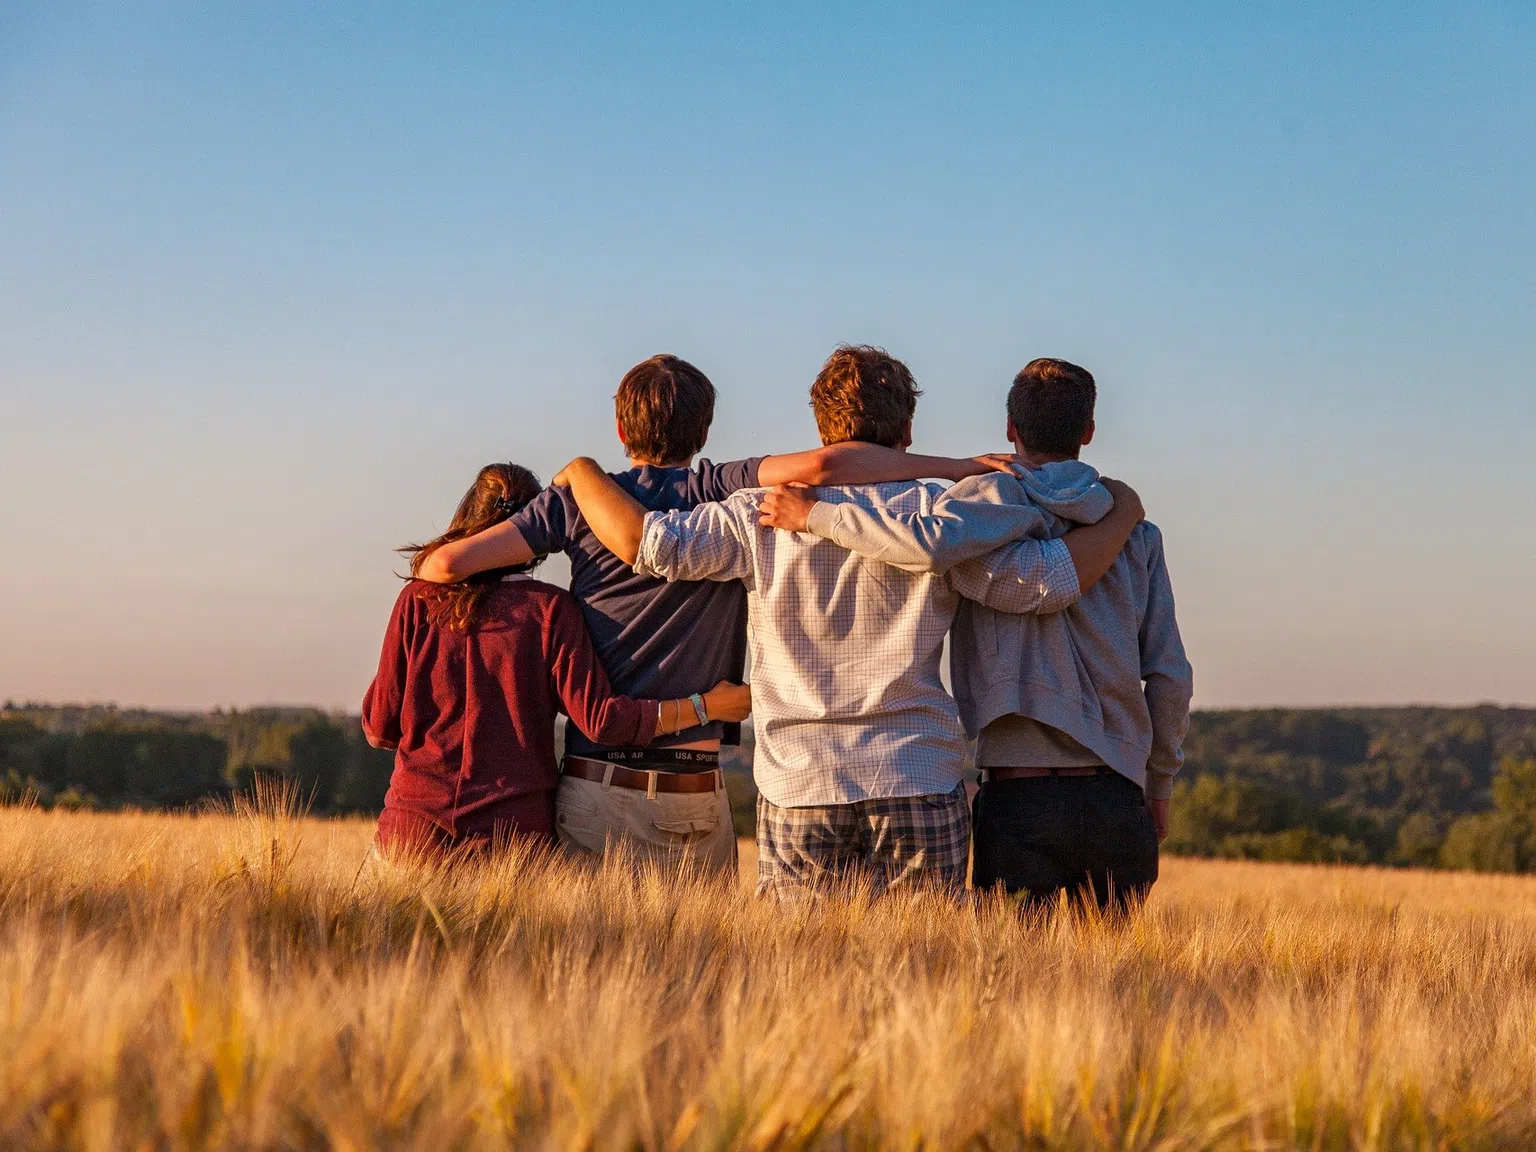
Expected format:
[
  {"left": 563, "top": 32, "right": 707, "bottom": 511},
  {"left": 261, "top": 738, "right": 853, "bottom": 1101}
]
[{"left": 361, "top": 576, "right": 660, "bottom": 839}]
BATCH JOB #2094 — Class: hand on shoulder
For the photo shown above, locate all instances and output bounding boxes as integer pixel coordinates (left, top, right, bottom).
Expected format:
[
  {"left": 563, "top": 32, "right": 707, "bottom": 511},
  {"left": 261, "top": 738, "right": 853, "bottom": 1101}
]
[
  {"left": 551, "top": 456, "right": 601, "bottom": 488},
  {"left": 758, "top": 483, "right": 818, "bottom": 533},
  {"left": 1099, "top": 477, "right": 1145, "bottom": 523},
  {"left": 971, "top": 452, "right": 1020, "bottom": 476}
]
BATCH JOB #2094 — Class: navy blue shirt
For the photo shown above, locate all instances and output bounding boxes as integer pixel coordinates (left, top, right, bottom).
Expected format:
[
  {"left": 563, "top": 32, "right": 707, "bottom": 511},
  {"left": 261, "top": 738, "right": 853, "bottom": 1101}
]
[{"left": 511, "top": 457, "right": 763, "bottom": 756}]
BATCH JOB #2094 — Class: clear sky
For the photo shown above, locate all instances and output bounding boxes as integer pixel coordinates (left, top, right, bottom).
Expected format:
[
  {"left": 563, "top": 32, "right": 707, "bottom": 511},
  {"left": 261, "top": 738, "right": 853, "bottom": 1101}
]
[{"left": 2, "top": 4, "right": 1532, "bottom": 711}]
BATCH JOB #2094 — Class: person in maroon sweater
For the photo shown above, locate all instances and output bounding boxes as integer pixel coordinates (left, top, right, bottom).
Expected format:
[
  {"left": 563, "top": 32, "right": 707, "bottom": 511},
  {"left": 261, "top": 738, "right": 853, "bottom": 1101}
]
[{"left": 362, "top": 462, "right": 751, "bottom": 857}]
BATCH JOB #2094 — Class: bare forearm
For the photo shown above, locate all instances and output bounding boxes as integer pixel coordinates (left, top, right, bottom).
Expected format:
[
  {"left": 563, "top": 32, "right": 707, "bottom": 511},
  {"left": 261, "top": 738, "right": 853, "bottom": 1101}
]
[
  {"left": 651, "top": 682, "right": 752, "bottom": 737},
  {"left": 1061, "top": 503, "right": 1140, "bottom": 592},
  {"left": 560, "top": 458, "right": 646, "bottom": 565},
  {"left": 816, "top": 442, "right": 991, "bottom": 484},
  {"left": 759, "top": 442, "right": 995, "bottom": 487},
  {"left": 416, "top": 521, "right": 535, "bottom": 583},
  {"left": 649, "top": 697, "right": 703, "bottom": 739}
]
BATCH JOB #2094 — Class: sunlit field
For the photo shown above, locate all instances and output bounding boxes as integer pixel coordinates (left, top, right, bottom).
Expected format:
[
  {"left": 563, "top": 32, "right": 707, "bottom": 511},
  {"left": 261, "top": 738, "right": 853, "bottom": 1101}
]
[{"left": 2, "top": 791, "right": 1534, "bottom": 1150}]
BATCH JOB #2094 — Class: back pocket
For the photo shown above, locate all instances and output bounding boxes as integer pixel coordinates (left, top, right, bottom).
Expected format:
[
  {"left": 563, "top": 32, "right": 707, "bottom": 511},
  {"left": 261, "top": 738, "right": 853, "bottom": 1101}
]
[{"left": 653, "top": 815, "right": 718, "bottom": 839}]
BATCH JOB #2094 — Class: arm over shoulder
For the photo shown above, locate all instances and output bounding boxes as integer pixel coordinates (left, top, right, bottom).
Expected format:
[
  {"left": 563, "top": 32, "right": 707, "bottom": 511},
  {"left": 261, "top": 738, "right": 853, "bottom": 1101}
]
[
  {"left": 543, "top": 590, "right": 658, "bottom": 747},
  {"left": 693, "top": 457, "right": 764, "bottom": 501},
  {"left": 803, "top": 474, "right": 1052, "bottom": 575},
  {"left": 508, "top": 487, "right": 569, "bottom": 556},
  {"left": 634, "top": 494, "right": 757, "bottom": 589},
  {"left": 414, "top": 494, "right": 553, "bottom": 583},
  {"left": 947, "top": 536, "right": 1081, "bottom": 614},
  {"left": 755, "top": 441, "right": 994, "bottom": 487}
]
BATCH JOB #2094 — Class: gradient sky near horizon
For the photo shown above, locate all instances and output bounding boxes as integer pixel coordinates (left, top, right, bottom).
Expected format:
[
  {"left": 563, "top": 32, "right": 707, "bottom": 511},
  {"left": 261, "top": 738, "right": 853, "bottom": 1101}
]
[{"left": 2, "top": 4, "right": 1533, "bottom": 711}]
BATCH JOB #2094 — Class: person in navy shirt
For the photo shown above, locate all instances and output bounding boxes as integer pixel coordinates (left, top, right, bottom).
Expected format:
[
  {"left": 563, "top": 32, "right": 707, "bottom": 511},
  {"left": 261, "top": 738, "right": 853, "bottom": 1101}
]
[{"left": 417, "top": 353, "right": 1001, "bottom": 875}]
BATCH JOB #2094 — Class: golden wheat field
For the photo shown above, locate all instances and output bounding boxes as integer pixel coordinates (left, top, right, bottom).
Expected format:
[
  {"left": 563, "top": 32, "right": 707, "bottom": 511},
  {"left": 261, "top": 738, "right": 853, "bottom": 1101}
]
[{"left": 1, "top": 791, "right": 1534, "bottom": 1151}]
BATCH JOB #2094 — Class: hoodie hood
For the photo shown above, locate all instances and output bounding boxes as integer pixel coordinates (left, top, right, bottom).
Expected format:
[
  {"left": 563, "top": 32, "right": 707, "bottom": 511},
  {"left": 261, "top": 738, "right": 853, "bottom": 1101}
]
[{"left": 1010, "top": 459, "right": 1113, "bottom": 525}]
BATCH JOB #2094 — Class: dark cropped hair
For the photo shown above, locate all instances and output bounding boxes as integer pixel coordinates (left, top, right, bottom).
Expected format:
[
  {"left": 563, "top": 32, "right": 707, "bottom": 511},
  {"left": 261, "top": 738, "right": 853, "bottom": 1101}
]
[
  {"left": 402, "top": 463, "right": 543, "bottom": 631},
  {"left": 1007, "top": 358, "right": 1097, "bottom": 456},
  {"left": 614, "top": 354, "right": 715, "bottom": 464},
  {"left": 809, "top": 345, "right": 921, "bottom": 449}
]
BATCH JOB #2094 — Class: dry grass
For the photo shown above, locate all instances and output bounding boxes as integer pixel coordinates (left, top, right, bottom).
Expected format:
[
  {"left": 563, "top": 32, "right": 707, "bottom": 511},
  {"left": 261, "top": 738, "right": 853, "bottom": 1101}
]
[{"left": 1, "top": 790, "right": 1534, "bottom": 1150}]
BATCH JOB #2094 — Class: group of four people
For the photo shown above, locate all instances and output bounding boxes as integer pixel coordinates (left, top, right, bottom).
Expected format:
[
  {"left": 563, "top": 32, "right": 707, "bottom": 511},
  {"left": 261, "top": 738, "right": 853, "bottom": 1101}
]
[{"left": 362, "top": 346, "right": 1192, "bottom": 909}]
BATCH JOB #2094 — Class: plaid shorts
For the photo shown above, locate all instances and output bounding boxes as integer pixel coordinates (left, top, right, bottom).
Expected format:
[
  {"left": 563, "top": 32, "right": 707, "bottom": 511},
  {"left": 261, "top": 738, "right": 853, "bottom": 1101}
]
[{"left": 755, "top": 782, "right": 971, "bottom": 900}]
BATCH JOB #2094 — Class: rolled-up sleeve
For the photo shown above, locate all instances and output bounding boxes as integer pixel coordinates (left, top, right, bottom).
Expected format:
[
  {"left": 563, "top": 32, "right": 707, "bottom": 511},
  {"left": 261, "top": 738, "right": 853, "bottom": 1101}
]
[
  {"left": 948, "top": 537, "right": 1081, "bottom": 615},
  {"left": 633, "top": 498, "right": 755, "bottom": 588}
]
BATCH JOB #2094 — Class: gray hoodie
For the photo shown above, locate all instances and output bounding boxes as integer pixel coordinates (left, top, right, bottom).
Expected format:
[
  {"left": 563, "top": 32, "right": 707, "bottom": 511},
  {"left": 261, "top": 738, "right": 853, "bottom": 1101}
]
[{"left": 802, "top": 461, "right": 1193, "bottom": 799}]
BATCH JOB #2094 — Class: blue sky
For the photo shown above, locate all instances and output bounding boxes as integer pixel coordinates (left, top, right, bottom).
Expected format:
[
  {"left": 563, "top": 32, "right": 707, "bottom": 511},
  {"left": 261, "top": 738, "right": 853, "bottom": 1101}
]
[{"left": 1, "top": 3, "right": 1532, "bottom": 709}]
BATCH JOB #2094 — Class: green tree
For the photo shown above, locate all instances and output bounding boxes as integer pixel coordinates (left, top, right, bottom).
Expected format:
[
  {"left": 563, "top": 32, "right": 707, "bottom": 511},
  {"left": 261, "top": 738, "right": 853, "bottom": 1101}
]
[
  {"left": 1440, "top": 758, "right": 1536, "bottom": 873},
  {"left": 287, "top": 719, "right": 345, "bottom": 810},
  {"left": 1392, "top": 811, "right": 1444, "bottom": 867},
  {"left": 1220, "top": 828, "right": 1371, "bottom": 865}
]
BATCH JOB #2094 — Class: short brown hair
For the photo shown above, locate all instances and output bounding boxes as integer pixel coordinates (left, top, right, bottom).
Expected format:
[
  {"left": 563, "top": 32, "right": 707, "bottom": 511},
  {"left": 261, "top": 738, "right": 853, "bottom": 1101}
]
[
  {"left": 1007, "top": 358, "right": 1096, "bottom": 456},
  {"left": 614, "top": 354, "right": 715, "bottom": 463},
  {"left": 809, "top": 345, "right": 921, "bottom": 448}
]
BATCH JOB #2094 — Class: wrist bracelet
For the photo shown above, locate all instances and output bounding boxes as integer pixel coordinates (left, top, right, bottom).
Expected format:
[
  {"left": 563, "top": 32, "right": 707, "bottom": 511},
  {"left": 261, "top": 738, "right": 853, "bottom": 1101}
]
[{"left": 689, "top": 692, "right": 709, "bottom": 727}]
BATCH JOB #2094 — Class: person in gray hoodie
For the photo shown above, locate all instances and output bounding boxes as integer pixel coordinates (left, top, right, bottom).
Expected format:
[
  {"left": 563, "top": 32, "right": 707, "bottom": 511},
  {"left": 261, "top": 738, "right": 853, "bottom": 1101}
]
[{"left": 759, "top": 357, "right": 1193, "bottom": 910}]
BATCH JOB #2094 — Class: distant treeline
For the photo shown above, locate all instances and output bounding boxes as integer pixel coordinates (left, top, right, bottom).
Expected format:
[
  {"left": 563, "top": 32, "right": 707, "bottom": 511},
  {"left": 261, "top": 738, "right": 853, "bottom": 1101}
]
[
  {"left": 1170, "top": 707, "right": 1536, "bottom": 873},
  {"left": 0, "top": 705, "right": 393, "bottom": 816},
  {"left": 2, "top": 703, "right": 1534, "bottom": 873}
]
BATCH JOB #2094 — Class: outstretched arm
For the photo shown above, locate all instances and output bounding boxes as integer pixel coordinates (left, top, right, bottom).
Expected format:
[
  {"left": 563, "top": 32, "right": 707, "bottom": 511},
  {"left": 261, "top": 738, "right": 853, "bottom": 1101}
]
[
  {"left": 552, "top": 457, "right": 755, "bottom": 586},
  {"left": 758, "top": 473, "right": 1051, "bottom": 574},
  {"left": 760, "top": 476, "right": 1145, "bottom": 602},
  {"left": 416, "top": 520, "right": 536, "bottom": 583},
  {"left": 634, "top": 499, "right": 755, "bottom": 586},
  {"left": 552, "top": 457, "right": 648, "bottom": 565},
  {"left": 757, "top": 442, "right": 1014, "bottom": 487},
  {"left": 544, "top": 593, "right": 753, "bottom": 744}
]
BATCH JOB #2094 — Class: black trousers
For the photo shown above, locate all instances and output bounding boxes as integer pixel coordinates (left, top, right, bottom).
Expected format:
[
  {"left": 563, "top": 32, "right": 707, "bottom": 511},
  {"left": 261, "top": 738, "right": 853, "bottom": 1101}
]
[{"left": 971, "top": 771, "right": 1159, "bottom": 912}]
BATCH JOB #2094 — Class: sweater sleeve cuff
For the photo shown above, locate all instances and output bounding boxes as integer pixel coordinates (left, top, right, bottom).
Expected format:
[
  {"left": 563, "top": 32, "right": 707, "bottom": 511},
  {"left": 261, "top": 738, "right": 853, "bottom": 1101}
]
[
  {"left": 634, "top": 701, "right": 660, "bottom": 746},
  {"left": 1144, "top": 771, "right": 1176, "bottom": 801},
  {"left": 804, "top": 499, "right": 840, "bottom": 542}
]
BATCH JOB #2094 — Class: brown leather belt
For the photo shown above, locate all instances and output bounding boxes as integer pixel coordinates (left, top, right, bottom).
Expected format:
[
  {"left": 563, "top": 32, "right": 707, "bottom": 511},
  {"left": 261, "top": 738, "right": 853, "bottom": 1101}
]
[
  {"left": 562, "top": 756, "right": 723, "bottom": 794},
  {"left": 986, "top": 766, "right": 1111, "bottom": 781}
]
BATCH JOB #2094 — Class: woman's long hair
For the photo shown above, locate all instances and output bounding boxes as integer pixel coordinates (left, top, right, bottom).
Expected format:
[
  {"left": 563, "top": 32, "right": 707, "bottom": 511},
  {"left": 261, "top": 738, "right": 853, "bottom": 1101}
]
[{"left": 401, "top": 463, "right": 544, "bottom": 631}]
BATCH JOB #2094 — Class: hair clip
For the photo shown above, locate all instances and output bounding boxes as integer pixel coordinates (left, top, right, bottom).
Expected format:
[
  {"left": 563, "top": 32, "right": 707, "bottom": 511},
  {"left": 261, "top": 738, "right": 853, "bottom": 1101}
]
[{"left": 492, "top": 496, "right": 519, "bottom": 518}]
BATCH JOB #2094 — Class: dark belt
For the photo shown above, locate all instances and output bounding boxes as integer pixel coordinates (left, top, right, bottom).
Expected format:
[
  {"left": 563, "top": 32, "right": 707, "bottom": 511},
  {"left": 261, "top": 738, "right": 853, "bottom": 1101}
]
[
  {"left": 985, "top": 765, "right": 1111, "bottom": 781},
  {"left": 562, "top": 755, "right": 723, "bottom": 795}
]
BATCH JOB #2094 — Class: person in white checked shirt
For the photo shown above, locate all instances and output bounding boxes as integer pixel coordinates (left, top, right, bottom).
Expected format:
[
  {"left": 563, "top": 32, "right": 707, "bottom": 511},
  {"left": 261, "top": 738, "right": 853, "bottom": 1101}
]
[{"left": 549, "top": 346, "right": 1146, "bottom": 899}]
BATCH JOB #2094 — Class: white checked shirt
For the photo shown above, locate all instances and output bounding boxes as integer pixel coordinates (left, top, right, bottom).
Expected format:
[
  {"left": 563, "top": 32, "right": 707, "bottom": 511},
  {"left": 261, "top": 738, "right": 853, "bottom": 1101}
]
[{"left": 634, "top": 481, "right": 1080, "bottom": 807}]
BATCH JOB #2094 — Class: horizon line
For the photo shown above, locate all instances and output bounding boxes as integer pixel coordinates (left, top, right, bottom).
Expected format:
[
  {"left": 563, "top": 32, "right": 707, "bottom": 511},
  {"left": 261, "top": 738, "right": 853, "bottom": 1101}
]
[{"left": 6, "top": 698, "right": 1535, "bottom": 718}]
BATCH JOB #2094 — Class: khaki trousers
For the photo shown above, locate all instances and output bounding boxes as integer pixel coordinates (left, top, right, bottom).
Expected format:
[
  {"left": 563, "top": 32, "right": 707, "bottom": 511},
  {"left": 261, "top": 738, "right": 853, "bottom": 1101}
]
[{"left": 555, "top": 773, "right": 738, "bottom": 877}]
